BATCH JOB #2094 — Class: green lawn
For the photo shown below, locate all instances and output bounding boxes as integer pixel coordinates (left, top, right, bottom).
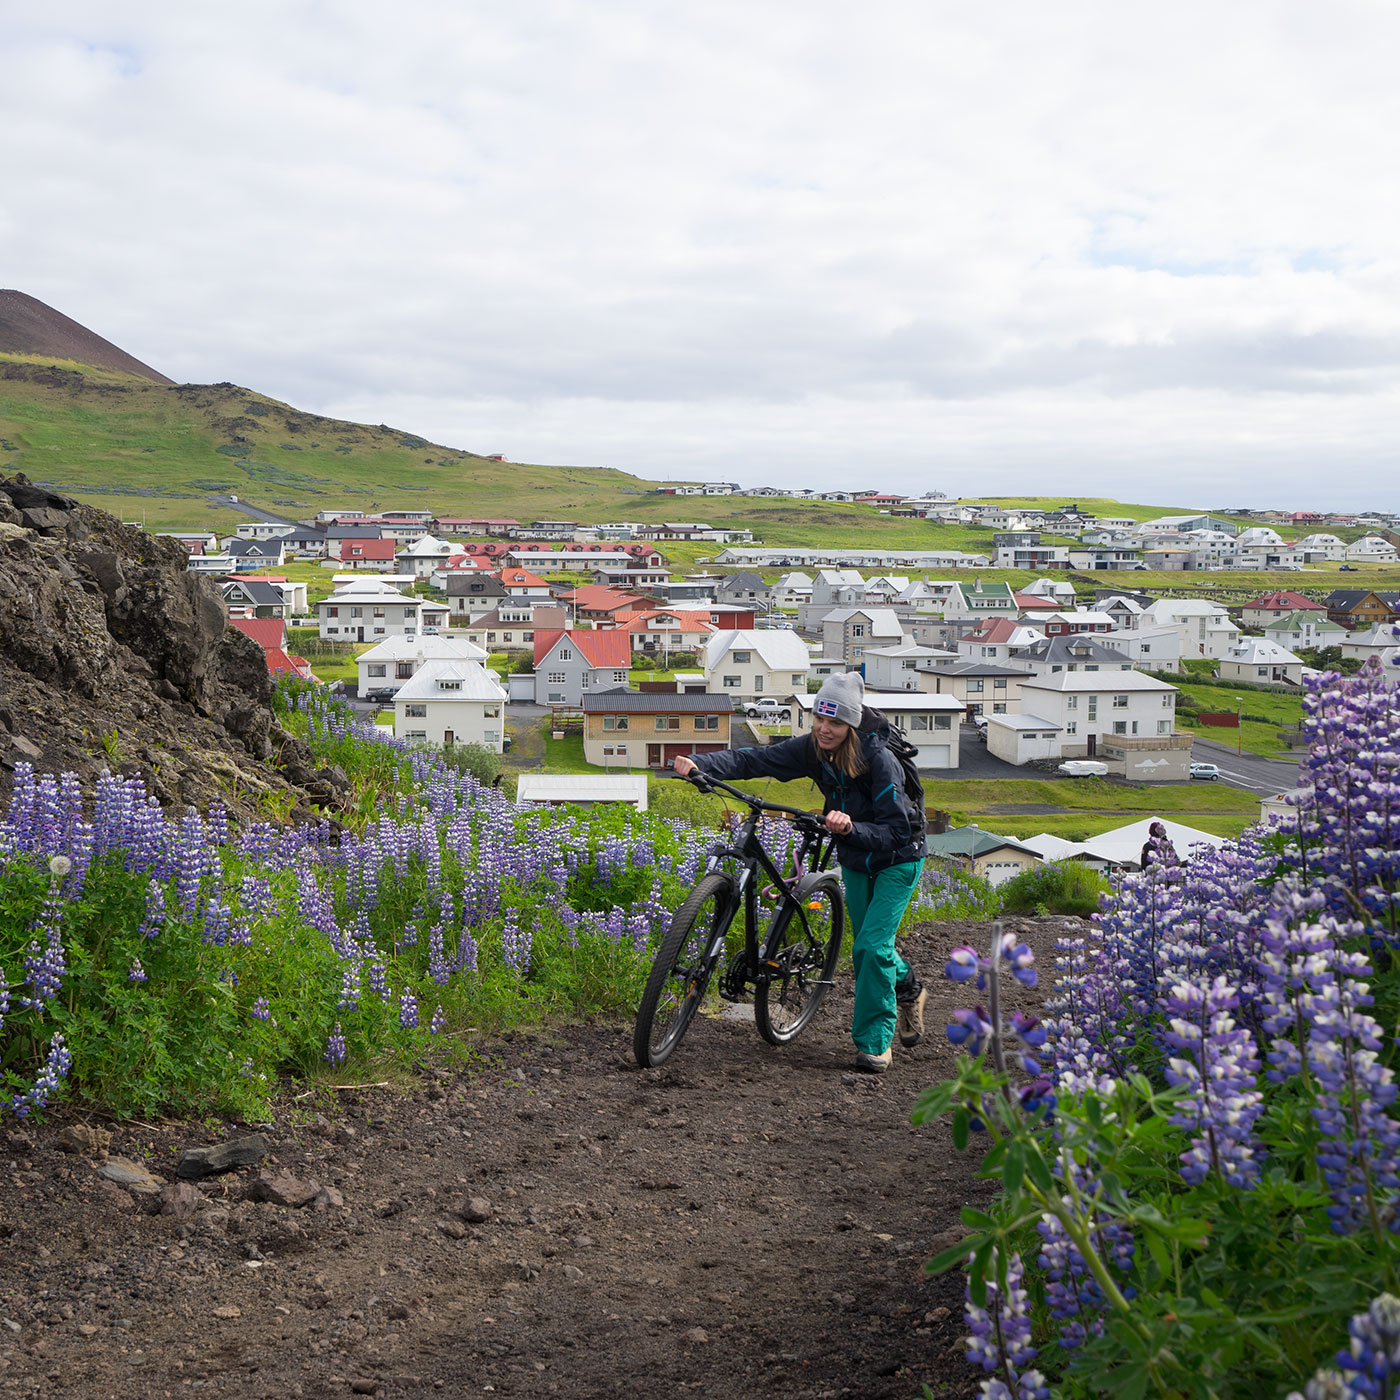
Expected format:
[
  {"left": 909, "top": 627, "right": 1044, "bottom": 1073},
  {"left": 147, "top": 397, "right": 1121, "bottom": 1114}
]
[{"left": 1170, "top": 681, "right": 1306, "bottom": 758}]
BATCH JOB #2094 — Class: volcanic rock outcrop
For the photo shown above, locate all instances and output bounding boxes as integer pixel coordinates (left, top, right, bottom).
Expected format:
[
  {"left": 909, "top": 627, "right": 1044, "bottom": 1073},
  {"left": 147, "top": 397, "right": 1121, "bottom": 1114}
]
[{"left": 0, "top": 473, "right": 345, "bottom": 817}]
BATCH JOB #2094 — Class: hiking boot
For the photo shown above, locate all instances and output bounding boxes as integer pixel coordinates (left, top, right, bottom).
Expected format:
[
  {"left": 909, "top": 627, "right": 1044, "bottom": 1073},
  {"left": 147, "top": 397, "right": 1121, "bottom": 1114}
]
[
  {"left": 897, "top": 986, "right": 927, "bottom": 1049},
  {"left": 855, "top": 1046, "right": 893, "bottom": 1074}
]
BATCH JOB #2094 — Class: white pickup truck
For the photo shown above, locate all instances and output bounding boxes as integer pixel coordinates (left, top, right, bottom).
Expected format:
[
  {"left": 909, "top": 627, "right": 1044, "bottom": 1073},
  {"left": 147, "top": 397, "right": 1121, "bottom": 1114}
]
[
  {"left": 1058, "top": 760, "right": 1109, "bottom": 778},
  {"left": 742, "top": 698, "right": 791, "bottom": 721}
]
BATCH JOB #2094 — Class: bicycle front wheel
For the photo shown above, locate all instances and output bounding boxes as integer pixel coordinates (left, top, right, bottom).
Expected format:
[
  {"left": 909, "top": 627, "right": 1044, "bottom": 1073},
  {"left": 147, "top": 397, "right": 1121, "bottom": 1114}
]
[
  {"left": 633, "top": 872, "right": 734, "bottom": 1068},
  {"left": 754, "top": 874, "right": 844, "bottom": 1045}
]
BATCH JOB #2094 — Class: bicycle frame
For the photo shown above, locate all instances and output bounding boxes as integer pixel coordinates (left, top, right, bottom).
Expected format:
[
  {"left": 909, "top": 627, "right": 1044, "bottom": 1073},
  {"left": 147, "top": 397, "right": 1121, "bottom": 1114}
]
[{"left": 690, "top": 779, "right": 837, "bottom": 1000}]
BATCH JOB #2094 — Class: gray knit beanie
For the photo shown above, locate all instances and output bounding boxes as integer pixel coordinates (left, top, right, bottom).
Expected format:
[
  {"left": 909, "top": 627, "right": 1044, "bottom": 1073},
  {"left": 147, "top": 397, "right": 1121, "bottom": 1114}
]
[{"left": 813, "top": 670, "right": 865, "bottom": 728}]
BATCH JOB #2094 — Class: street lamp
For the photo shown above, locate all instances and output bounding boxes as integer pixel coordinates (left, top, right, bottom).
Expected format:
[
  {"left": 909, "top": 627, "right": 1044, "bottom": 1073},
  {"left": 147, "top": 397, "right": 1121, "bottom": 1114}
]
[{"left": 1235, "top": 696, "right": 1243, "bottom": 756}]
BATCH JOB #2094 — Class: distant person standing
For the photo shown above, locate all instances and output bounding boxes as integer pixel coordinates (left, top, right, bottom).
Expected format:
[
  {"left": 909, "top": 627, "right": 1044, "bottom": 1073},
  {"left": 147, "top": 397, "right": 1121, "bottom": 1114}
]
[{"left": 1139, "top": 820, "right": 1179, "bottom": 873}]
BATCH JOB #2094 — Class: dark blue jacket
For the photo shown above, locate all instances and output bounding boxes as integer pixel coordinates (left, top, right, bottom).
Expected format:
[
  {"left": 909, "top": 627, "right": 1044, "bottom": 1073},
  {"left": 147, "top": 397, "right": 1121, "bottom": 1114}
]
[{"left": 689, "top": 718, "right": 926, "bottom": 874}]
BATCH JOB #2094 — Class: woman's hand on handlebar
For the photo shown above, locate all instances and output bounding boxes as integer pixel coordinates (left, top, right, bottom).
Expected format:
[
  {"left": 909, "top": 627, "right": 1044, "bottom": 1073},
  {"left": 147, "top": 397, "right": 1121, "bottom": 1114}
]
[
  {"left": 823, "top": 810, "right": 853, "bottom": 836},
  {"left": 672, "top": 756, "right": 698, "bottom": 778}
]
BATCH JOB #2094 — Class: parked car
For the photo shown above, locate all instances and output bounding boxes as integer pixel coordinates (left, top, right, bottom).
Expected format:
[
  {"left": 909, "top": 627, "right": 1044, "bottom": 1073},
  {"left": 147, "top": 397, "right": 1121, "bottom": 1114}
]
[
  {"left": 1340, "top": 564, "right": 1358, "bottom": 571},
  {"left": 1189, "top": 762, "right": 1221, "bottom": 781},
  {"left": 1058, "top": 760, "right": 1109, "bottom": 778},
  {"left": 742, "top": 698, "right": 791, "bottom": 721}
]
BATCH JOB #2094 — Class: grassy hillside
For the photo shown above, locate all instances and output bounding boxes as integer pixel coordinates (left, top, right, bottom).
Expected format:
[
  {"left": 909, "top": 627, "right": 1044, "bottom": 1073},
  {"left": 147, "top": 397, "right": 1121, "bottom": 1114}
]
[{"left": 0, "top": 356, "right": 1391, "bottom": 605}]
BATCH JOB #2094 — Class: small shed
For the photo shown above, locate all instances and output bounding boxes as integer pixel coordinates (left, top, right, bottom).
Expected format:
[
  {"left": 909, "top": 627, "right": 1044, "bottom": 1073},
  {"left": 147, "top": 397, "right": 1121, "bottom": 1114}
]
[
  {"left": 985, "top": 713, "right": 1063, "bottom": 766},
  {"left": 515, "top": 774, "right": 649, "bottom": 811}
]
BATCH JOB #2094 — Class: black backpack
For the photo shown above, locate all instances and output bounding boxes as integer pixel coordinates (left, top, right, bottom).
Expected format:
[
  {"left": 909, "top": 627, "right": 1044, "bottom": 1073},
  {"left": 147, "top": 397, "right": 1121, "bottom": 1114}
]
[{"left": 858, "top": 705, "right": 927, "bottom": 831}]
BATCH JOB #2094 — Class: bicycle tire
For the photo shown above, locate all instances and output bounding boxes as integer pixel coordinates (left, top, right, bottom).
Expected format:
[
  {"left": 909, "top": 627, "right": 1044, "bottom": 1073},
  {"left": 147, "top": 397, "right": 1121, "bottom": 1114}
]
[
  {"left": 754, "top": 874, "right": 844, "bottom": 1046},
  {"left": 633, "top": 872, "right": 734, "bottom": 1068}
]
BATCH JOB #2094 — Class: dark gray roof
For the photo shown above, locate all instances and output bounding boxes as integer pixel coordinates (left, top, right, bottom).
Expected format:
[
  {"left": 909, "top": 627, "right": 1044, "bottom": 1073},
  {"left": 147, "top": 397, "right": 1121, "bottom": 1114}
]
[
  {"left": 227, "top": 538, "right": 282, "bottom": 557},
  {"left": 221, "top": 579, "right": 284, "bottom": 605},
  {"left": 918, "top": 661, "right": 1033, "bottom": 678},
  {"left": 1018, "top": 635, "right": 1133, "bottom": 667},
  {"left": 580, "top": 692, "right": 733, "bottom": 713},
  {"left": 271, "top": 525, "right": 327, "bottom": 544},
  {"left": 326, "top": 524, "right": 384, "bottom": 540}
]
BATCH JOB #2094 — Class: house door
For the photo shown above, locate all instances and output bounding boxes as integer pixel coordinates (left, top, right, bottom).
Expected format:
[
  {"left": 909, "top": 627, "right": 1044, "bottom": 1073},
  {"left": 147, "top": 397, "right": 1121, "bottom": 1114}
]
[
  {"left": 443, "top": 730, "right": 454, "bottom": 746},
  {"left": 356, "top": 626, "right": 364, "bottom": 642},
  {"left": 1086, "top": 733, "right": 1097, "bottom": 756},
  {"left": 647, "top": 744, "right": 663, "bottom": 767}
]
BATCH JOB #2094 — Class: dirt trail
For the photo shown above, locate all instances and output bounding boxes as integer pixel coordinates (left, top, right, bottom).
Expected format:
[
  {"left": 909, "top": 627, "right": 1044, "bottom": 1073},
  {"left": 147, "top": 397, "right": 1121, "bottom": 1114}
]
[{"left": 0, "top": 918, "right": 1069, "bottom": 1400}]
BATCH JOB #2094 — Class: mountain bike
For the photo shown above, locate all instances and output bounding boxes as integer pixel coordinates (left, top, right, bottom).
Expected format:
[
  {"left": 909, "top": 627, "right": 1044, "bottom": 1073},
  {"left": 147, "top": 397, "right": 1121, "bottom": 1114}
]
[{"left": 633, "top": 773, "right": 845, "bottom": 1068}]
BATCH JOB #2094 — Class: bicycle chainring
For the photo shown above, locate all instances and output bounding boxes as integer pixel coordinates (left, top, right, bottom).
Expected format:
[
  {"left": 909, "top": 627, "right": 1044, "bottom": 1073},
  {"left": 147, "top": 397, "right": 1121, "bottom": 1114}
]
[{"left": 718, "top": 949, "right": 759, "bottom": 1001}]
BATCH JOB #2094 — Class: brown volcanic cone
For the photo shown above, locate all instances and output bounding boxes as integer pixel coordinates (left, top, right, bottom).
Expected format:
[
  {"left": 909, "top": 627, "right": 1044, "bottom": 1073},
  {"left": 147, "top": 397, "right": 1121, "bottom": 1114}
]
[{"left": 0, "top": 289, "right": 175, "bottom": 384}]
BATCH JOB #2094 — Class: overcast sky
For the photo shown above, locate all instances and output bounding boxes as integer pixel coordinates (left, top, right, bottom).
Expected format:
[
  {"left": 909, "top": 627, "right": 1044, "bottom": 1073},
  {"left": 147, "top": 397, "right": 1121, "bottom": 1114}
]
[{"left": 6, "top": 2, "right": 1400, "bottom": 507}]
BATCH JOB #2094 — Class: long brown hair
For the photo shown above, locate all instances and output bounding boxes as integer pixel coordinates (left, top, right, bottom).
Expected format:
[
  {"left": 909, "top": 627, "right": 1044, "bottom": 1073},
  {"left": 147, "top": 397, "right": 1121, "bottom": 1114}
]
[{"left": 814, "top": 724, "right": 867, "bottom": 779}]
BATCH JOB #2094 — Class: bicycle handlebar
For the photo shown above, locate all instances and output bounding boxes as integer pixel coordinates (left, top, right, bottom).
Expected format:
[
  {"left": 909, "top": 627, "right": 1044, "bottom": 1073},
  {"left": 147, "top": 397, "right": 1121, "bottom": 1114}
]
[{"left": 673, "top": 771, "right": 826, "bottom": 830}]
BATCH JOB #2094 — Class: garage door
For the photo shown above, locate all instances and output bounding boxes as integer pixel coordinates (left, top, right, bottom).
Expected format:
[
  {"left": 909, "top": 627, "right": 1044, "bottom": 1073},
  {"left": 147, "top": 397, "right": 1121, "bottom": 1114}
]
[
  {"left": 913, "top": 742, "right": 952, "bottom": 770},
  {"left": 982, "top": 861, "right": 1025, "bottom": 887}
]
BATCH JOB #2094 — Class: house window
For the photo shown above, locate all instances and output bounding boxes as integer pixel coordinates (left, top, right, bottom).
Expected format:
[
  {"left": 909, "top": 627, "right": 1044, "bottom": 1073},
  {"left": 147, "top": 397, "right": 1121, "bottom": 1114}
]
[
  {"left": 1140, "top": 644, "right": 1151, "bottom": 654},
  {"left": 327, "top": 607, "right": 339, "bottom": 618},
  {"left": 850, "top": 625, "right": 865, "bottom": 638},
  {"left": 1112, "top": 695, "right": 1129, "bottom": 708},
  {"left": 723, "top": 675, "right": 741, "bottom": 687},
  {"left": 326, "top": 626, "right": 340, "bottom": 635},
  {"left": 523, "top": 632, "right": 534, "bottom": 642},
  {"left": 350, "top": 607, "right": 362, "bottom": 619},
  {"left": 993, "top": 679, "right": 1007, "bottom": 690},
  {"left": 396, "top": 663, "right": 413, "bottom": 678},
  {"left": 614, "top": 670, "right": 628, "bottom": 683},
  {"left": 1157, "top": 720, "right": 1171, "bottom": 735},
  {"left": 603, "top": 716, "right": 629, "bottom": 731},
  {"left": 1113, "top": 721, "right": 1128, "bottom": 735},
  {"left": 487, "top": 632, "right": 497, "bottom": 644},
  {"left": 373, "top": 627, "right": 386, "bottom": 635},
  {"left": 1130, "top": 721, "right": 1139, "bottom": 735},
  {"left": 734, "top": 651, "right": 751, "bottom": 664},
  {"left": 694, "top": 715, "right": 718, "bottom": 730},
  {"left": 438, "top": 680, "right": 462, "bottom": 692},
  {"left": 993, "top": 703, "right": 1006, "bottom": 714},
  {"left": 909, "top": 714, "right": 931, "bottom": 731},
  {"left": 560, "top": 648, "right": 573, "bottom": 661},
  {"left": 404, "top": 704, "right": 427, "bottom": 717},
  {"left": 1257, "top": 667, "right": 1268, "bottom": 677},
  {"left": 373, "top": 609, "right": 385, "bottom": 619},
  {"left": 966, "top": 680, "right": 984, "bottom": 694},
  {"left": 548, "top": 672, "right": 566, "bottom": 683},
  {"left": 502, "top": 633, "right": 514, "bottom": 644},
  {"left": 581, "top": 673, "right": 591, "bottom": 689},
  {"left": 367, "top": 664, "right": 387, "bottom": 677},
  {"left": 655, "top": 716, "right": 680, "bottom": 731},
  {"left": 547, "top": 692, "right": 565, "bottom": 703},
  {"left": 602, "top": 744, "right": 629, "bottom": 757},
  {"left": 1066, "top": 721, "right": 1077, "bottom": 735},
  {"left": 1162, "top": 694, "right": 1174, "bottom": 708},
  {"left": 791, "top": 673, "right": 803, "bottom": 686},
  {"left": 485, "top": 706, "right": 501, "bottom": 718},
  {"left": 405, "top": 730, "right": 427, "bottom": 741},
  {"left": 934, "top": 714, "right": 951, "bottom": 730}
]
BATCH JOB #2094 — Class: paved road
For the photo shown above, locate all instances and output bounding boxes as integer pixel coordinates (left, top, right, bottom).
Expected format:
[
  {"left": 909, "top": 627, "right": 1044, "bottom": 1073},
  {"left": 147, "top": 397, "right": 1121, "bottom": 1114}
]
[
  {"left": 208, "top": 494, "right": 299, "bottom": 526},
  {"left": 1191, "top": 735, "right": 1306, "bottom": 795}
]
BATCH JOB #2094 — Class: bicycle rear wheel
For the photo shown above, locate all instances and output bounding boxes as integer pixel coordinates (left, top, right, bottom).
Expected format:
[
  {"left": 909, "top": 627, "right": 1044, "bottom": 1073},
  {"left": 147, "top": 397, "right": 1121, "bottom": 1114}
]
[
  {"left": 754, "top": 875, "right": 844, "bottom": 1045},
  {"left": 633, "top": 872, "right": 734, "bottom": 1068}
]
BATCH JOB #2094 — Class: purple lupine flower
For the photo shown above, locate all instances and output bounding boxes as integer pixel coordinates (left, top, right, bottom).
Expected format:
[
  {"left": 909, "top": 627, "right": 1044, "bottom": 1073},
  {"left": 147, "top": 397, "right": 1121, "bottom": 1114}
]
[
  {"left": 1288, "top": 1293, "right": 1400, "bottom": 1400},
  {"left": 139, "top": 880, "right": 168, "bottom": 940},
  {"left": 947, "top": 946, "right": 980, "bottom": 982},
  {"left": 128, "top": 958, "right": 147, "bottom": 983},
  {"left": 429, "top": 1006, "right": 446, "bottom": 1035},
  {"left": 324, "top": 1023, "right": 347, "bottom": 1066},
  {"left": 399, "top": 989, "right": 419, "bottom": 1029},
  {"left": 964, "top": 1249, "right": 1040, "bottom": 1393},
  {"left": 251, "top": 997, "right": 272, "bottom": 1021},
  {"left": 947, "top": 1007, "right": 993, "bottom": 1056},
  {"left": 1161, "top": 975, "right": 1264, "bottom": 1189},
  {"left": 10, "top": 1034, "right": 72, "bottom": 1118}
]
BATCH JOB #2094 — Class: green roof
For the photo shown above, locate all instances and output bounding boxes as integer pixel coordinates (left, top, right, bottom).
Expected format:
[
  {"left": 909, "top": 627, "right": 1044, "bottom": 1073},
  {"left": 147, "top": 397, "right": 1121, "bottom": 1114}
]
[
  {"left": 927, "top": 825, "right": 1041, "bottom": 859},
  {"left": 1262, "top": 611, "right": 1344, "bottom": 632}
]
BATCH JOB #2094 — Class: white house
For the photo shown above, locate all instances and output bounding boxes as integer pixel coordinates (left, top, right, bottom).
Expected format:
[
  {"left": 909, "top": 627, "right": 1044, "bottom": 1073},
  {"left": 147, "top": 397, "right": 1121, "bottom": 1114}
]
[
  {"left": 790, "top": 692, "right": 963, "bottom": 769},
  {"left": 1100, "top": 624, "right": 1183, "bottom": 670},
  {"left": 862, "top": 644, "right": 960, "bottom": 691},
  {"left": 393, "top": 660, "right": 508, "bottom": 752},
  {"left": 396, "top": 535, "right": 465, "bottom": 579},
  {"left": 1014, "top": 672, "right": 1180, "bottom": 760},
  {"left": 703, "top": 630, "right": 811, "bottom": 701},
  {"left": 1345, "top": 535, "right": 1400, "bottom": 563},
  {"left": 771, "top": 571, "right": 814, "bottom": 608},
  {"left": 1140, "top": 598, "right": 1240, "bottom": 660},
  {"left": 358, "top": 635, "right": 489, "bottom": 700},
  {"left": 1340, "top": 623, "right": 1400, "bottom": 664},
  {"left": 1217, "top": 638, "right": 1305, "bottom": 686},
  {"left": 316, "top": 580, "right": 426, "bottom": 642}
]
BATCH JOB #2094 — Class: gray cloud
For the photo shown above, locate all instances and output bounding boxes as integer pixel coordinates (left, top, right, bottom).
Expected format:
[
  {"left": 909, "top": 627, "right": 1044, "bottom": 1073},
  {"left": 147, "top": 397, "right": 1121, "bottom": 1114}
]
[{"left": 4, "top": 1, "right": 1400, "bottom": 507}]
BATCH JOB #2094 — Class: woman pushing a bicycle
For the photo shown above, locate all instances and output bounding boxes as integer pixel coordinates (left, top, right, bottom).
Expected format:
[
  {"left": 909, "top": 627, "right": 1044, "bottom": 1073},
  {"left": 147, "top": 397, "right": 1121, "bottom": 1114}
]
[{"left": 672, "top": 671, "right": 927, "bottom": 1074}]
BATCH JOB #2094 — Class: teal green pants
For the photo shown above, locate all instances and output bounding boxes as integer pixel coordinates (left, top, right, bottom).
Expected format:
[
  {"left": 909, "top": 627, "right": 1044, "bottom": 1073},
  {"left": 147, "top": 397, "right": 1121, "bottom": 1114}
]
[{"left": 840, "top": 859, "right": 923, "bottom": 1055}]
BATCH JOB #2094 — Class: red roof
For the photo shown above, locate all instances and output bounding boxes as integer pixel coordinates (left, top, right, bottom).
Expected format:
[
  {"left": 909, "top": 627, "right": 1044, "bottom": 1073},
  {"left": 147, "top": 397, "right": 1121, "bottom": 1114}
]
[
  {"left": 963, "top": 617, "right": 1026, "bottom": 644},
  {"left": 343, "top": 539, "right": 396, "bottom": 560},
  {"left": 1243, "top": 590, "right": 1324, "bottom": 611},
  {"left": 227, "top": 617, "right": 287, "bottom": 651},
  {"left": 498, "top": 567, "right": 548, "bottom": 588},
  {"left": 533, "top": 629, "right": 633, "bottom": 669},
  {"left": 564, "top": 585, "right": 647, "bottom": 613},
  {"left": 620, "top": 610, "right": 718, "bottom": 634},
  {"left": 1013, "top": 592, "right": 1060, "bottom": 610}
]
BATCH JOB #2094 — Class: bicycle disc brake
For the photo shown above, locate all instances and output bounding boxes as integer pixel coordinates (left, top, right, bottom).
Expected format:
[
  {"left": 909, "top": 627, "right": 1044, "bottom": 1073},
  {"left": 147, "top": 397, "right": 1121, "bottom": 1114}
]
[{"left": 718, "top": 948, "right": 758, "bottom": 1001}]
